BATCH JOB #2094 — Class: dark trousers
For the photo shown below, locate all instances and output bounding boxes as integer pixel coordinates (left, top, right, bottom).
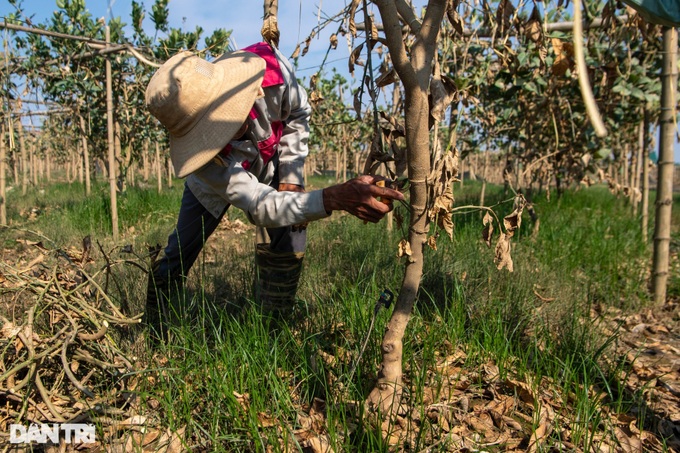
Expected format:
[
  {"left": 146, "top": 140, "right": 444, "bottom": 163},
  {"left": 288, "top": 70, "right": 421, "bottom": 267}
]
[
  {"left": 146, "top": 178, "right": 306, "bottom": 337},
  {"left": 154, "top": 182, "right": 306, "bottom": 278}
]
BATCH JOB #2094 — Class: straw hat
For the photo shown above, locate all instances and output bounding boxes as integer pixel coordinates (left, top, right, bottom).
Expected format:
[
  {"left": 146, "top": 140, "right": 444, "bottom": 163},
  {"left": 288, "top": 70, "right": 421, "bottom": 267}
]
[{"left": 146, "top": 50, "right": 266, "bottom": 178}]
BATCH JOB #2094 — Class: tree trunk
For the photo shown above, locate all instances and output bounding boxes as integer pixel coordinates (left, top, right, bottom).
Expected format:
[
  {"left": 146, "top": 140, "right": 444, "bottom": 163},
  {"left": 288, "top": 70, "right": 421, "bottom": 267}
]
[
  {"left": 37, "top": 153, "right": 43, "bottom": 183},
  {"left": 12, "top": 147, "right": 18, "bottom": 186},
  {"left": 167, "top": 156, "right": 173, "bottom": 188},
  {"left": 28, "top": 143, "right": 34, "bottom": 187},
  {"left": 641, "top": 110, "right": 650, "bottom": 243},
  {"left": 115, "top": 120, "right": 126, "bottom": 193},
  {"left": 156, "top": 142, "right": 162, "bottom": 194},
  {"left": 479, "top": 143, "right": 490, "bottom": 207},
  {"left": 45, "top": 147, "right": 51, "bottom": 183},
  {"left": 367, "top": 0, "right": 447, "bottom": 421},
  {"left": 335, "top": 152, "right": 340, "bottom": 183},
  {"left": 470, "top": 152, "right": 477, "bottom": 181},
  {"left": 623, "top": 142, "right": 630, "bottom": 194},
  {"left": 17, "top": 120, "right": 28, "bottom": 195},
  {"left": 77, "top": 141, "right": 84, "bottom": 184},
  {"left": 652, "top": 26, "right": 677, "bottom": 305},
  {"left": 79, "top": 114, "right": 91, "bottom": 196},
  {"left": 342, "top": 143, "right": 347, "bottom": 183},
  {"left": 68, "top": 150, "right": 77, "bottom": 184},
  {"left": 0, "top": 122, "right": 6, "bottom": 226},
  {"left": 143, "top": 141, "right": 150, "bottom": 182},
  {"left": 106, "top": 25, "right": 119, "bottom": 241},
  {"left": 633, "top": 121, "right": 643, "bottom": 214}
]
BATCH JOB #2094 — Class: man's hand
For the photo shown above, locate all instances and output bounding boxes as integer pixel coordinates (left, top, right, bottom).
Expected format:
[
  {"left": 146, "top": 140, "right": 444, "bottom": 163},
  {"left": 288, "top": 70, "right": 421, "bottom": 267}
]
[{"left": 322, "top": 175, "right": 405, "bottom": 223}]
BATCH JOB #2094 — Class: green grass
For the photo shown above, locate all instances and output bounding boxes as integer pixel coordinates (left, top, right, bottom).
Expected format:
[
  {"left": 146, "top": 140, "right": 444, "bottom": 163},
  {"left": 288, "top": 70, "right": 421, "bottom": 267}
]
[
  {"left": 1, "top": 177, "right": 677, "bottom": 451},
  {"left": 2, "top": 180, "right": 183, "bottom": 248}
]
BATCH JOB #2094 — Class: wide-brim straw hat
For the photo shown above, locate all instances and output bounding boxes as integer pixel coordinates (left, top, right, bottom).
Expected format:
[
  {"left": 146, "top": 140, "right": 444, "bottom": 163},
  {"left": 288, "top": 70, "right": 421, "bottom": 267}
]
[{"left": 145, "top": 50, "right": 266, "bottom": 178}]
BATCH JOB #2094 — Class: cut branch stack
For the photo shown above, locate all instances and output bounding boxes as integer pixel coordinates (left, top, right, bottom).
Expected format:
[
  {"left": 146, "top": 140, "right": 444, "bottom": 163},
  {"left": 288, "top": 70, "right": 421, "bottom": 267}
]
[{"left": 0, "top": 251, "right": 142, "bottom": 441}]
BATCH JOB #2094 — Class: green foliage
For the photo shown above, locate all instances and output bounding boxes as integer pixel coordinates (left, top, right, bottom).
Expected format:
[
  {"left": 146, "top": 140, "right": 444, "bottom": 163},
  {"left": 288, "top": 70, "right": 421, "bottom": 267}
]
[
  {"left": 204, "top": 28, "right": 232, "bottom": 58},
  {"left": 6, "top": 0, "right": 235, "bottom": 190},
  {"left": 150, "top": 0, "right": 169, "bottom": 33},
  {"left": 435, "top": 0, "right": 667, "bottom": 191},
  {"left": 307, "top": 70, "right": 371, "bottom": 174},
  {"left": 2, "top": 181, "right": 183, "bottom": 243},
  {"left": 130, "top": 0, "right": 145, "bottom": 36}
]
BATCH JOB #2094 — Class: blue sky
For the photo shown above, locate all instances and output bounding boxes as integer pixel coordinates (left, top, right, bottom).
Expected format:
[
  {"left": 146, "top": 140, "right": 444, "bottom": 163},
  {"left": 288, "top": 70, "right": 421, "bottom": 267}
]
[
  {"left": 2, "top": 0, "right": 679, "bottom": 162},
  {"left": 1, "top": 0, "right": 355, "bottom": 78}
]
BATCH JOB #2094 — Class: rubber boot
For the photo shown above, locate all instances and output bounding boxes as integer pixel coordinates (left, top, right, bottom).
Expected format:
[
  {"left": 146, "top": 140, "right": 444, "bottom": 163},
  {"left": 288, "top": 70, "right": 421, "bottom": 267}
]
[{"left": 254, "top": 243, "right": 304, "bottom": 316}]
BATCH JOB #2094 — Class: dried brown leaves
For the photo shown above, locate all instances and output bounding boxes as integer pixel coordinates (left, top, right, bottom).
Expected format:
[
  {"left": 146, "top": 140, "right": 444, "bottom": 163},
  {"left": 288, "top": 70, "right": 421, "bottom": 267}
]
[
  {"left": 373, "top": 345, "right": 672, "bottom": 452},
  {"left": 479, "top": 194, "right": 527, "bottom": 272},
  {"left": 427, "top": 151, "right": 459, "bottom": 242}
]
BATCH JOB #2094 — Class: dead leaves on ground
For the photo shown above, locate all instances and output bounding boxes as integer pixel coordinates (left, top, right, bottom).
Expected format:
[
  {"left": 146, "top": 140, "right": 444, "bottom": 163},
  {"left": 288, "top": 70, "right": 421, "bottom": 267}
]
[
  {"left": 375, "top": 348, "right": 670, "bottom": 452},
  {"left": 231, "top": 391, "right": 335, "bottom": 453},
  {"left": 594, "top": 303, "right": 680, "bottom": 451}
]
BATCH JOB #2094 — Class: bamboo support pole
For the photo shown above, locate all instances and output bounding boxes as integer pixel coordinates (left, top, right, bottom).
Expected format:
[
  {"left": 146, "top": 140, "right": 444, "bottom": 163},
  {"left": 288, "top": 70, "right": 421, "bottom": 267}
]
[
  {"left": 17, "top": 120, "right": 28, "bottom": 195},
  {"left": 0, "top": 123, "right": 6, "bottom": 225},
  {"left": 641, "top": 110, "right": 650, "bottom": 243},
  {"left": 155, "top": 142, "right": 162, "bottom": 194},
  {"left": 79, "top": 114, "right": 91, "bottom": 196},
  {"left": 105, "top": 25, "right": 119, "bottom": 241},
  {"left": 652, "top": 27, "right": 677, "bottom": 305}
]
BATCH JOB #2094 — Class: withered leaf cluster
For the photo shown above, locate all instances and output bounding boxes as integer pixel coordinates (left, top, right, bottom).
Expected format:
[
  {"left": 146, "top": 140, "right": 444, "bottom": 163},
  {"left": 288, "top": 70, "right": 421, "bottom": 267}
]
[
  {"left": 491, "top": 193, "right": 526, "bottom": 272},
  {"left": 427, "top": 151, "right": 459, "bottom": 242}
]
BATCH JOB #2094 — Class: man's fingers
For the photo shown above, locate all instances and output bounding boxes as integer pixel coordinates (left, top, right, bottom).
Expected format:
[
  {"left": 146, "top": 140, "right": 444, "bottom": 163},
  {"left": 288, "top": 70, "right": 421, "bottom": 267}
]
[
  {"left": 366, "top": 185, "right": 403, "bottom": 204},
  {"left": 379, "top": 187, "right": 403, "bottom": 201}
]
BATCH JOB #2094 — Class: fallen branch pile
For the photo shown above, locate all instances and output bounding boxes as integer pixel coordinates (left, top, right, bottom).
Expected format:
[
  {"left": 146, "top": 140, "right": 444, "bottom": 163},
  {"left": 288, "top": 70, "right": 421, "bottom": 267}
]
[{"left": 0, "top": 242, "right": 144, "bottom": 448}]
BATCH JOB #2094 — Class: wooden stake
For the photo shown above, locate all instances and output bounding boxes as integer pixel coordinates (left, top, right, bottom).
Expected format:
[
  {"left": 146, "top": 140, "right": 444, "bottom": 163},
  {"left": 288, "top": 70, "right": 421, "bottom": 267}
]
[
  {"left": 641, "top": 110, "right": 650, "bottom": 243},
  {"left": 79, "top": 114, "right": 91, "bottom": 196},
  {"left": 652, "top": 26, "right": 677, "bottom": 305},
  {"left": 155, "top": 142, "right": 162, "bottom": 194},
  {"left": 0, "top": 122, "right": 6, "bottom": 225},
  {"left": 17, "top": 120, "right": 28, "bottom": 195},
  {"left": 105, "top": 25, "right": 119, "bottom": 241}
]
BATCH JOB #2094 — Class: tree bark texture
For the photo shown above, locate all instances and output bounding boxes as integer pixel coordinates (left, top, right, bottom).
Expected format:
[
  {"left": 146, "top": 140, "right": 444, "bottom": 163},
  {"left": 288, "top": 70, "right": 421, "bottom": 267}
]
[
  {"left": 155, "top": 142, "right": 162, "bottom": 194},
  {"left": 479, "top": 143, "right": 490, "bottom": 207},
  {"left": 641, "top": 110, "right": 650, "bottom": 243},
  {"left": 652, "top": 26, "right": 677, "bottom": 305},
  {"left": 45, "top": 148, "right": 51, "bottom": 182},
  {"left": 367, "top": 0, "right": 447, "bottom": 419},
  {"left": 30, "top": 141, "right": 37, "bottom": 187},
  {"left": 79, "top": 114, "right": 91, "bottom": 196},
  {"left": 114, "top": 120, "right": 125, "bottom": 192},
  {"left": 106, "top": 25, "right": 119, "bottom": 241},
  {"left": 0, "top": 123, "right": 6, "bottom": 225},
  {"left": 143, "top": 141, "right": 149, "bottom": 182},
  {"left": 633, "top": 122, "right": 643, "bottom": 214},
  {"left": 166, "top": 156, "right": 173, "bottom": 188},
  {"left": 17, "top": 120, "right": 28, "bottom": 195}
]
